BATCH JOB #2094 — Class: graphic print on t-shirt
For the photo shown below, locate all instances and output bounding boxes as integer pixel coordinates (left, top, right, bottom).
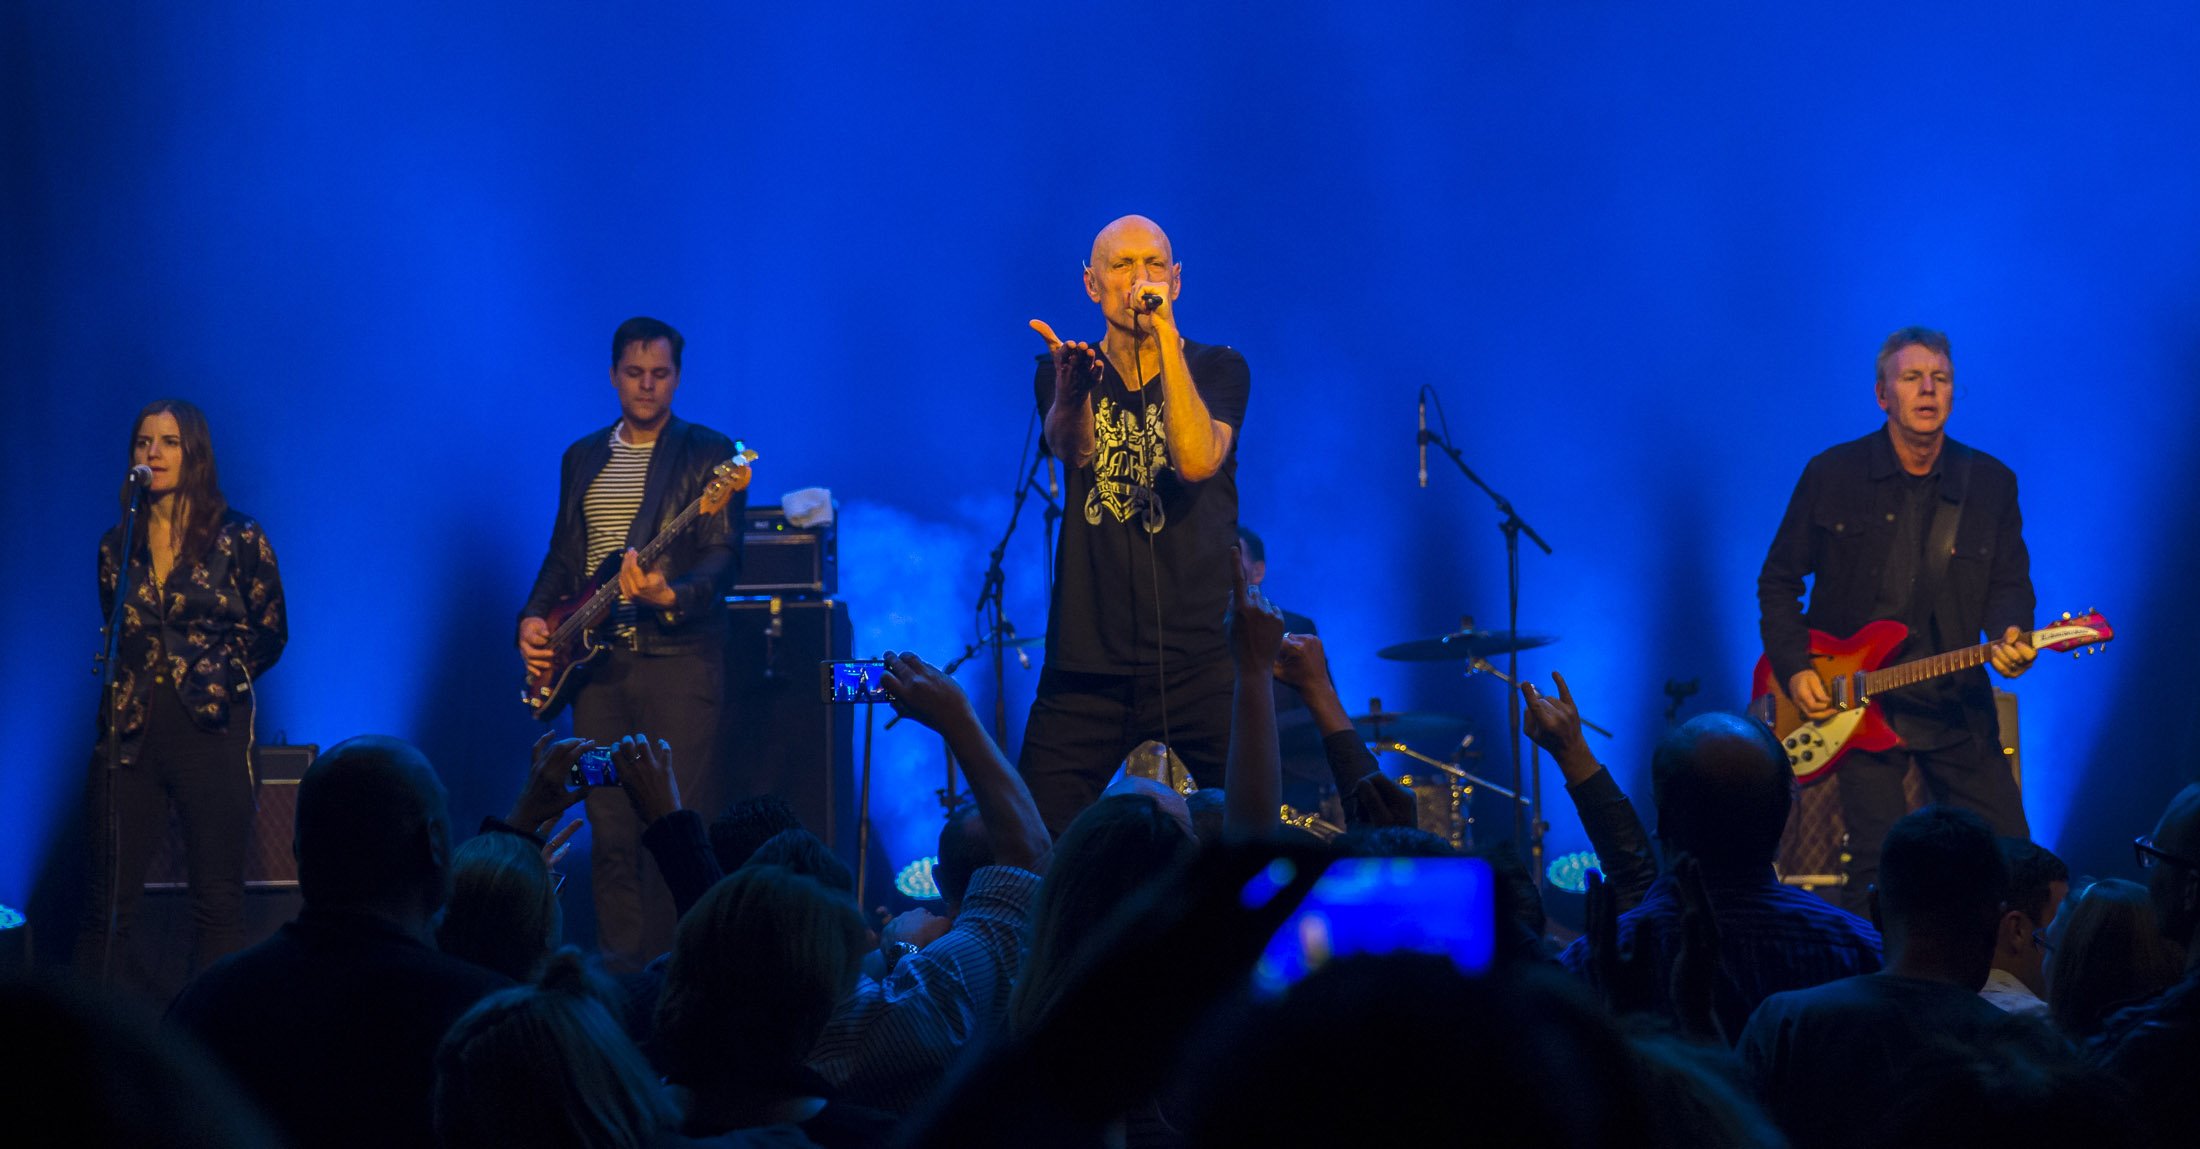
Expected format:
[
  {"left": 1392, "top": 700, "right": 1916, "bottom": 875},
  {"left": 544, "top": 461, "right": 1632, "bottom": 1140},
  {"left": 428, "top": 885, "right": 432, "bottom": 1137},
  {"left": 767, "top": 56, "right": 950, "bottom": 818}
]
[{"left": 1087, "top": 394, "right": 1166, "bottom": 533}]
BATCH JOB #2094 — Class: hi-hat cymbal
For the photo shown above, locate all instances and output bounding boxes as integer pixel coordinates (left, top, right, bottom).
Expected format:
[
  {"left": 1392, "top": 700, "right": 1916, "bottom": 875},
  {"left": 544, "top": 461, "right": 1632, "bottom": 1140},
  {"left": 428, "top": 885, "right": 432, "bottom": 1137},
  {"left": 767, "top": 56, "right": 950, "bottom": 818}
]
[
  {"left": 1377, "top": 629, "right": 1557, "bottom": 662},
  {"left": 1277, "top": 709, "right": 1476, "bottom": 758}
]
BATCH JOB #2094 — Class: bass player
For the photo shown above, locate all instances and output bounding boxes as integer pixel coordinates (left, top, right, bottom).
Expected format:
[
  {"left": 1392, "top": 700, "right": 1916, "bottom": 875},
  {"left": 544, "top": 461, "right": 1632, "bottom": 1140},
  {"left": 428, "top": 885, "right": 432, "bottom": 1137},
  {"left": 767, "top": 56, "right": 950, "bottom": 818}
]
[
  {"left": 518, "top": 316, "right": 744, "bottom": 970},
  {"left": 1756, "top": 326, "right": 2037, "bottom": 912}
]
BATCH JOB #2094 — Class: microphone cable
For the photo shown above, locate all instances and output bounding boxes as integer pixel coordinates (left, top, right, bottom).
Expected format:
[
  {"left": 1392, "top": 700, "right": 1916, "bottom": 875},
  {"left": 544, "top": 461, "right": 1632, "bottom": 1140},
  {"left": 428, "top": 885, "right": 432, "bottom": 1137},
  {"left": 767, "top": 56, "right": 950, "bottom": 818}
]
[{"left": 1130, "top": 316, "right": 1172, "bottom": 760}]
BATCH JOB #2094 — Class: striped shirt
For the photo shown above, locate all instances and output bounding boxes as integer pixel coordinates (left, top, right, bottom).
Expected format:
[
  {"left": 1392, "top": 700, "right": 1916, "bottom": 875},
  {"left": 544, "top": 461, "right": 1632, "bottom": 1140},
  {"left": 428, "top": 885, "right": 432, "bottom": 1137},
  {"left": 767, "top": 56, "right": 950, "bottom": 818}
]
[
  {"left": 583, "top": 425, "right": 655, "bottom": 632},
  {"left": 808, "top": 865, "right": 1040, "bottom": 1112}
]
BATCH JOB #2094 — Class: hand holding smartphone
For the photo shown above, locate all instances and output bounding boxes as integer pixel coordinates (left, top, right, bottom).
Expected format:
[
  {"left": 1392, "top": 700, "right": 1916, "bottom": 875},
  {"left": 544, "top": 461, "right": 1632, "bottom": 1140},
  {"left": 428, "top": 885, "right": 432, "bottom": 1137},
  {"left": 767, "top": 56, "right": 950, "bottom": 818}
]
[
  {"left": 821, "top": 659, "right": 893, "bottom": 704},
  {"left": 569, "top": 745, "right": 620, "bottom": 787}
]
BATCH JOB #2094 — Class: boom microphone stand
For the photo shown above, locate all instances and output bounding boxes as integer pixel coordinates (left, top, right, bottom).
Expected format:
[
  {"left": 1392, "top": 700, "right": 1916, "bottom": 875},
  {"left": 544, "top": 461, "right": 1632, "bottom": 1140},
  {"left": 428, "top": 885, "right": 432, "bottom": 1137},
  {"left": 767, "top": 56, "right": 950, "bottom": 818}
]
[
  {"left": 1418, "top": 397, "right": 1555, "bottom": 880},
  {"left": 91, "top": 466, "right": 151, "bottom": 981},
  {"left": 975, "top": 448, "right": 1051, "bottom": 748}
]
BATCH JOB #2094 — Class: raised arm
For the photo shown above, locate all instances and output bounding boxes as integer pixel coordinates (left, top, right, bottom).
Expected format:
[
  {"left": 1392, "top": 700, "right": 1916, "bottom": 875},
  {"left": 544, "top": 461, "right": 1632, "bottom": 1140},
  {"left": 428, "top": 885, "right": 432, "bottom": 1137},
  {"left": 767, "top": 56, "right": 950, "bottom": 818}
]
[
  {"left": 1521, "top": 672, "right": 1655, "bottom": 913},
  {"left": 1272, "top": 633, "right": 1415, "bottom": 829},
  {"left": 1139, "top": 300, "right": 1233, "bottom": 483},
  {"left": 882, "top": 651, "right": 1050, "bottom": 872},
  {"left": 1223, "top": 547, "right": 1284, "bottom": 839}
]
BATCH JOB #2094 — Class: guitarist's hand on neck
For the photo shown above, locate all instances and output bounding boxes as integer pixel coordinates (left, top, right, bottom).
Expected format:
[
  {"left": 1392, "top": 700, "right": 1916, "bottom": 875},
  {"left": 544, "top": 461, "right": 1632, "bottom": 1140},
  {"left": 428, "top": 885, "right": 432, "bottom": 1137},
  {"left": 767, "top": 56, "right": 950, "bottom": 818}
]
[
  {"left": 618, "top": 549, "right": 677, "bottom": 609},
  {"left": 1787, "top": 669, "right": 1837, "bottom": 720},
  {"left": 1987, "top": 626, "right": 2039, "bottom": 678}
]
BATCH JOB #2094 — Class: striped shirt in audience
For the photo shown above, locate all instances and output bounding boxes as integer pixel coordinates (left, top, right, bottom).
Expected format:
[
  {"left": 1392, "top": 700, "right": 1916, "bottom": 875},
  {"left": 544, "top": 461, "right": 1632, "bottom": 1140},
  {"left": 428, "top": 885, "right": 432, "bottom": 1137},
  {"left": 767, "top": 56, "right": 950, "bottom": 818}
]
[{"left": 809, "top": 865, "right": 1040, "bottom": 1112}]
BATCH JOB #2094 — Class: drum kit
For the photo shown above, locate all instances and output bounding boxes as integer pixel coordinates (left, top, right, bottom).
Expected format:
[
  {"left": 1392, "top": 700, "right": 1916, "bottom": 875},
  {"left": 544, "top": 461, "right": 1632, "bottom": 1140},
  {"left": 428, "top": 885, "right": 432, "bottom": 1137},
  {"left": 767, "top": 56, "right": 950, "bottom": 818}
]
[{"left": 1276, "top": 622, "right": 1605, "bottom": 854}]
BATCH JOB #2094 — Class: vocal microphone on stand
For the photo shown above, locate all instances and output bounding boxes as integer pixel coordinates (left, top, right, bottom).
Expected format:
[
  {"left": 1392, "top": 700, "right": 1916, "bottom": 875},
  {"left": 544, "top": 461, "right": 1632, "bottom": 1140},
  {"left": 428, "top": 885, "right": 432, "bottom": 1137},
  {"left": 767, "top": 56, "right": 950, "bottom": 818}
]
[
  {"left": 1417, "top": 395, "right": 1427, "bottom": 488},
  {"left": 120, "top": 464, "right": 154, "bottom": 507}
]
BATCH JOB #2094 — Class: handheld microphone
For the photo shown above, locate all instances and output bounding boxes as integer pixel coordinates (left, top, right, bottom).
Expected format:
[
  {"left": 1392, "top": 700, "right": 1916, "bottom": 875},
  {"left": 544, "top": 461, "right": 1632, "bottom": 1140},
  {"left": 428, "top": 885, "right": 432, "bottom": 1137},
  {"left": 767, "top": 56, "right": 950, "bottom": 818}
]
[
  {"left": 1139, "top": 289, "right": 1164, "bottom": 313},
  {"left": 1417, "top": 396, "right": 1427, "bottom": 488}
]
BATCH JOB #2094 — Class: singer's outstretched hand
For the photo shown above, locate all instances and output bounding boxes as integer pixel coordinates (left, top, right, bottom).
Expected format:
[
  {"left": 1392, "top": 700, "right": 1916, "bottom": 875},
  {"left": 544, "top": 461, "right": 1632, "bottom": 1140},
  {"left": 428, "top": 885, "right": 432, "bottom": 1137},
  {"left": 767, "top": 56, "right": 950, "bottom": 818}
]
[{"left": 1030, "top": 319, "right": 1102, "bottom": 395}]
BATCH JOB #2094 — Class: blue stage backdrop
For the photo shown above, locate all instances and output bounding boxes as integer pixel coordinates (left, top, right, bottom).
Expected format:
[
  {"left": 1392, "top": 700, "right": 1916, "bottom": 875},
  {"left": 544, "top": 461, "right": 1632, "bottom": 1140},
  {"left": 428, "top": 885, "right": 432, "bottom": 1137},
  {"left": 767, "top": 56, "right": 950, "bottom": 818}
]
[{"left": 6, "top": 3, "right": 2198, "bottom": 945}]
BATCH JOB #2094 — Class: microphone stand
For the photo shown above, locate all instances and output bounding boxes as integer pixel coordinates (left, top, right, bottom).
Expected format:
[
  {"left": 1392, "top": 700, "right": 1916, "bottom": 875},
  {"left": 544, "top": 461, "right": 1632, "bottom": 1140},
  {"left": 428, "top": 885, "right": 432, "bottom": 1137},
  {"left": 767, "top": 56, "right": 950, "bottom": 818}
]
[
  {"left": 91, "top": 472, "right": 150, "bottom": 982},
  {"left": 1420, "top": 424, "right": 1555, "bottom": 885},
  {"left": 974, "top": 448, "right": 1051, "bottom": 749},
  {"left": 887, "top": 449, "right": 1060, "bottom": 830}
]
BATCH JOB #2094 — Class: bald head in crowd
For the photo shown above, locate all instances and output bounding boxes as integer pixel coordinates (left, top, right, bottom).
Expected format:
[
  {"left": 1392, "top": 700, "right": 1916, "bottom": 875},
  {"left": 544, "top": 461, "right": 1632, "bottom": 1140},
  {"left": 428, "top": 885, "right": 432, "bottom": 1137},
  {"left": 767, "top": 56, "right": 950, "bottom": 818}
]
[
  {"left": 2147, "top": 782, "right": 2200, "bottom": 959},
  {"left": 294, "top": 734, "right": 454, "bottom": 919},
  {"left": 1650, "top": 713, "right": 1796, "bottom": 871}
]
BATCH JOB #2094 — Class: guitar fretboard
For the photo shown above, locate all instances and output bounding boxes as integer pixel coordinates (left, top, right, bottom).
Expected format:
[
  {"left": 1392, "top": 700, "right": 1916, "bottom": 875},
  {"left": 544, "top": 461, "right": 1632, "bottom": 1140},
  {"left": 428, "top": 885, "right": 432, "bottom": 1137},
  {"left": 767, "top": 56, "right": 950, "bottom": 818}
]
[
  {"left": 1859, "top": 635, "right": 2019, "bottom": 696},
  {"left": 551, "top": 500, "right": 708, "bottom": 644},
  {"left": 546, "top": 450, "right": 759, "bottom": 650}
]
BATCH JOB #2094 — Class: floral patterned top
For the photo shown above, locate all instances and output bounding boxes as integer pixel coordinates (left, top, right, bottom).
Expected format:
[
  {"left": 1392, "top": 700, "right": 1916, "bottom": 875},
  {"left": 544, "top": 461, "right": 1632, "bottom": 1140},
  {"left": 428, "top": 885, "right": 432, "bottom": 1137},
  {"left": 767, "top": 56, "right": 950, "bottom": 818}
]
[{"left": 97, "top": 509, "right": 286, "bottom": 768}]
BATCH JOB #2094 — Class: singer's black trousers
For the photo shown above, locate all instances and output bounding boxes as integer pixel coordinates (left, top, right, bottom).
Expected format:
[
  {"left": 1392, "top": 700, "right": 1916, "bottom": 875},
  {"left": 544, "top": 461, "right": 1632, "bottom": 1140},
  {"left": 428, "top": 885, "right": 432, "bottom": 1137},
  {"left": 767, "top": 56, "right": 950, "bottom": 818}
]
[
  {"left": 1017, "top": 656, "right": 1236, "bottom": 835},
  {"left": 76, "top": 685, "right": 255, "bottom": 984}
]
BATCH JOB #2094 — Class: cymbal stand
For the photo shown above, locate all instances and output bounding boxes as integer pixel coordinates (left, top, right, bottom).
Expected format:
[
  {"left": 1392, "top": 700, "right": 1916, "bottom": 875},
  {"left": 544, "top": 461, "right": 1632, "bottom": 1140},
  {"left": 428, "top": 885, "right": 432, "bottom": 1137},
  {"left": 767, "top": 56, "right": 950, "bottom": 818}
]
[
  {"left": 885, "top": 619, "right": 1021, "bottom": 817},
  {"left": 1464, "top": 657, "right": 1616, "bottom": 739},
  {"left": 1373, "top": 740, "right": 1528, "bottom": 803},
  {"left": 1421, "top": 408, "right": 1553, "bottom": 878}
]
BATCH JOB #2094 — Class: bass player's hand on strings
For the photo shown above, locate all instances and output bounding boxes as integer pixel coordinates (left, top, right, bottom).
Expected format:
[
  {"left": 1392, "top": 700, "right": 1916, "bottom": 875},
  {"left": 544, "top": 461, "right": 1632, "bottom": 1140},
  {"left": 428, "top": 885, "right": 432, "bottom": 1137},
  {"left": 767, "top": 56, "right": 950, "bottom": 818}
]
[
  {"left": 619, "top": 549, "right": 676, "bottom": 609},
  {"left": 518, "top": 616, "right": 554, "bottom": 676}
]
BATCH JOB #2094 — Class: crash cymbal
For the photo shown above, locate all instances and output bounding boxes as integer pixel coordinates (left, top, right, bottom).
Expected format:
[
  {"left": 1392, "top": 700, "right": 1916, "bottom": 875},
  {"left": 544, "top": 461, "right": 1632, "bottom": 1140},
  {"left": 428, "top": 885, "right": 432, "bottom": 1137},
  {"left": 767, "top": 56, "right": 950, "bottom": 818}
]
[{"left": 1377, "top": 629, "right": 1557, "bottom": 662}]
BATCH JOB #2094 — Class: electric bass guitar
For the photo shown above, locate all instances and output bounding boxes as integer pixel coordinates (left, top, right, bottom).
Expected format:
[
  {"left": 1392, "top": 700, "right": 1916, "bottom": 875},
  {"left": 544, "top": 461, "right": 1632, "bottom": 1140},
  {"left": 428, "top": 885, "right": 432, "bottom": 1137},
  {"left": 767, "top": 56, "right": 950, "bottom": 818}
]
[
  {"left": 1748, "top": 610, "right": 2114, "bottom": 784},
  {"left": 522, "top": 447, "right": 758, "bottom": 721}
]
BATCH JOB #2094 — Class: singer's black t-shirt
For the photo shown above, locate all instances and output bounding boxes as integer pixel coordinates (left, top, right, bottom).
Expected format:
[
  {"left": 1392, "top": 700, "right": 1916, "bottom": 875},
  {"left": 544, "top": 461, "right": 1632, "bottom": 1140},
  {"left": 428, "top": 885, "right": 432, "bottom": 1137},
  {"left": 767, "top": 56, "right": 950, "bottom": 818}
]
[{"left": 1034, "top": 339, "right": 1251, "bottom": 674}]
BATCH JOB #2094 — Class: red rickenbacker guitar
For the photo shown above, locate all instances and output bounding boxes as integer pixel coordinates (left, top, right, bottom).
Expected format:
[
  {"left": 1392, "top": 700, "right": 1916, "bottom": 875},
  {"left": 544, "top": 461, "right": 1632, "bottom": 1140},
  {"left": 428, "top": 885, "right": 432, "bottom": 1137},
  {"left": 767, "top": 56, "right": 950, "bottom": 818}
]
[
  {"left": 1748, "top": 610, "right": 2114, "bottom": 784},
  {"left": 522, "top": 447, "right": 758, "bottom": 721}
]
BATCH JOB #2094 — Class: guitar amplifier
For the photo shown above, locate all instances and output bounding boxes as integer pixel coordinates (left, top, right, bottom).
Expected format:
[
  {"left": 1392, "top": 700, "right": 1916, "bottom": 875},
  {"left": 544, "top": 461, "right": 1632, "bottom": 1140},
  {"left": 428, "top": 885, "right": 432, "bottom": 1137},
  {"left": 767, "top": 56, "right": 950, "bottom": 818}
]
[
  {"left": 732, "top": 505, "right": 836, "bottom": 597},
  {"left": 146, "top": 742, "right": 317, "bottom": 890}
]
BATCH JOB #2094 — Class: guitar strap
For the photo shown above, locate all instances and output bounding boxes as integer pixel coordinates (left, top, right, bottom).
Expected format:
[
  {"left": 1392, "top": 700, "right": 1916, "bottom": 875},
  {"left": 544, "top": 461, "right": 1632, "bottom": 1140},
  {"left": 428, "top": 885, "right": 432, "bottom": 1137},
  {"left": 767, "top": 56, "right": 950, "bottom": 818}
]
[
  {"left": 624, "top": 420, "right": 683, "bottom": 553},
  {"left": 1917, "top": 441, "right": 1973, "bottom": 651}
]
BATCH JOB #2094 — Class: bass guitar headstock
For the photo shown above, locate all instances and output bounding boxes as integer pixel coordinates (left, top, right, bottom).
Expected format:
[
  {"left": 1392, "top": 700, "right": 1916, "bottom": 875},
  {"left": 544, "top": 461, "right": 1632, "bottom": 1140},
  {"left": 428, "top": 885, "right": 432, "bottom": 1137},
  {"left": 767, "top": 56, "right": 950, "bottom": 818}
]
[{"left": 702, "top": 444, "right": 761, "bottom": 514}]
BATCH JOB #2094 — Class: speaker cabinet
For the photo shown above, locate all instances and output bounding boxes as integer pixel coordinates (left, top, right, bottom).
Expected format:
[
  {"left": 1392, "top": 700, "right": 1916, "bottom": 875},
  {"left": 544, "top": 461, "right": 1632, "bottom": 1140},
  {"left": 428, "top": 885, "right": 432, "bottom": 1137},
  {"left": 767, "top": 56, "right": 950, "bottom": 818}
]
[{"left": 722, "top": 598, "right": 858, "bottom": 855}]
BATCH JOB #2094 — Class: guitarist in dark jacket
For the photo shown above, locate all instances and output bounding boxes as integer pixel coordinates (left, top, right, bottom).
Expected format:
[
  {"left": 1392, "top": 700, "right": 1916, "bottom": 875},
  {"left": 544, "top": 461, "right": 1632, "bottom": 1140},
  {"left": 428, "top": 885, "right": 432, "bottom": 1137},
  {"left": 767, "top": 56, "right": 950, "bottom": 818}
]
[
  {"left": 518, "top": 316, "right": 744, "bottom": 970},
  {"left": 1757, "top": 326, "right": 2037, "bottom": 912}
]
